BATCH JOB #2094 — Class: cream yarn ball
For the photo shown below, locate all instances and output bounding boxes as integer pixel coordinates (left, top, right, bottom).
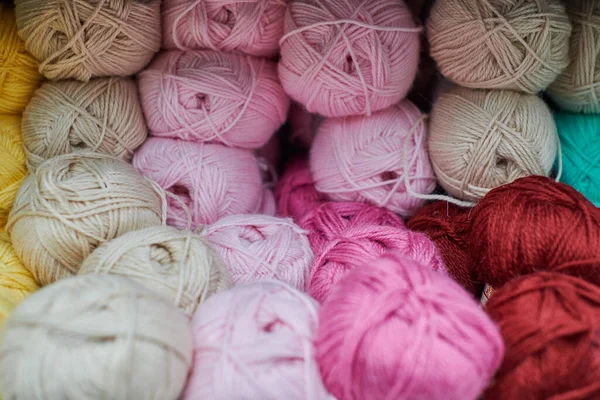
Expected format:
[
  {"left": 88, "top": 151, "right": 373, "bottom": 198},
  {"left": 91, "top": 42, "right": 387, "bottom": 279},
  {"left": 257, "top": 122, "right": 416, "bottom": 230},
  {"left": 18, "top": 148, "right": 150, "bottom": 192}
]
[
  {"left": 0, "top": 274, "right": 192, "bottom": 400},
  {"left": 7, "top": 152, "right": 165, "bottom": 286},
  {"left": 429, "top": 86, "right": 558, "bottom": 201},
  {"left": 79, "top": 226, "right": 231, "bottom": 316}
]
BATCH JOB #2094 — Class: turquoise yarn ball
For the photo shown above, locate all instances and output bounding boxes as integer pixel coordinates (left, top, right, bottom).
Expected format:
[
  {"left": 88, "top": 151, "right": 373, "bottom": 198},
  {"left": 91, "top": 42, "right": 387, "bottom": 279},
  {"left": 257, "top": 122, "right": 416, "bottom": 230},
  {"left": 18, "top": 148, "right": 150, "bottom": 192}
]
[{"left": 555, "top": 112, "right": 600, "bottom": 206}]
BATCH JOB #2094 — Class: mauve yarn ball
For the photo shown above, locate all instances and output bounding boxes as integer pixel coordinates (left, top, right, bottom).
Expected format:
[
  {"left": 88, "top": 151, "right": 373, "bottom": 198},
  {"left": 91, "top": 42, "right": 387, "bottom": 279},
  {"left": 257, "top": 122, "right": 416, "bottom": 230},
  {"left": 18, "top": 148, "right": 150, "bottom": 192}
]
[
  {"left": 316, "top": 252, "right": 504, "bottom": 400},
  {"left": 311, "top": 100, "right": 436, "bottom": 216},
  {"left": 275, "top": 158, "right": 324, "bottom": 222},
  {"left": 427, "top": 0, "right": 571, "bottom": 93},
  {"left": 183, "top": 281, "right": 332, "bottom": 400},
  {"left": 163, "top": 0, "right": 287, "bottom": 57},
  {"left": 279, "top": 0, "right": 421, "bottom": 117},
  {"left": 134, "top": 137, "right": 272, "bottom": 229},
  {"left": 429, "top": 86, "right": 558, "bottom": 201},
  {"left": 138, "top": 50, "right": 289, "bottom": 150}
]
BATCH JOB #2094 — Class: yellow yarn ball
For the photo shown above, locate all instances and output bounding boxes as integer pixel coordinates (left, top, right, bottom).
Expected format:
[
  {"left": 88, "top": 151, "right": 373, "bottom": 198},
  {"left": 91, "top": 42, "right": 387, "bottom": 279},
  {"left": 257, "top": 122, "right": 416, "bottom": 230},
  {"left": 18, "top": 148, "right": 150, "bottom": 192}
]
[
  {"left": 0, "top": 116, "right": 27, "bottom": 231},
  {"left": 0, "top": 4, "right": 42, "bottom": 115},
  {"left": 0, "top": 295, "right": 16, "bottom": 328}
]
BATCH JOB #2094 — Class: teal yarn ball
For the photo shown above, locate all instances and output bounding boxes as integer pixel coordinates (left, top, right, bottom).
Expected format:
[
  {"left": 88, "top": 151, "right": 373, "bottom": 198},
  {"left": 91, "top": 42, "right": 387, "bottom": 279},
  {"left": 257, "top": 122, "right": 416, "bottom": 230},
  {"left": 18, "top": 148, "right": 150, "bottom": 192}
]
[{"left": 555, "top": 112, "right": 600, "bottom": 206}]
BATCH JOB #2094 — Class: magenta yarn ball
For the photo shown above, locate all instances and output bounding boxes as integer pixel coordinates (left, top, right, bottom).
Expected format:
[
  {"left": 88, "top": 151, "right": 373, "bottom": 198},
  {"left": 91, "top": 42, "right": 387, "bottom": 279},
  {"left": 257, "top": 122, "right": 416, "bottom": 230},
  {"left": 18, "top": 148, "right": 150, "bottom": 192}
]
[
  {"left": 138, "top": 50, "right": 289, "bottom": 149},
  {"left": 183, "top": 281, "right": 332, "bottom": 400},
  {"left": 133, "top": 137, "right": 272, "bottom": 229},
  {"left": 278, "top": 0, "right": 420, "bottom": 117},
  {"left": 316, "top": 252, "right": 504, "bottom": 400},
  {"left": 310, "top": 100, "right": 436, "bottom": 216}
]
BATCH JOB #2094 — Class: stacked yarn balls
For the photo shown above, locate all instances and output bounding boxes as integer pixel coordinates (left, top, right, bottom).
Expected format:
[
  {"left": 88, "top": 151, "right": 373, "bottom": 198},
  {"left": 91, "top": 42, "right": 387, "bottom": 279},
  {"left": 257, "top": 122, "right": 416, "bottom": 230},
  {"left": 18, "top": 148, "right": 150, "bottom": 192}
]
[{"left": 1, "top": 0, "right": 600, "bottom": 399}]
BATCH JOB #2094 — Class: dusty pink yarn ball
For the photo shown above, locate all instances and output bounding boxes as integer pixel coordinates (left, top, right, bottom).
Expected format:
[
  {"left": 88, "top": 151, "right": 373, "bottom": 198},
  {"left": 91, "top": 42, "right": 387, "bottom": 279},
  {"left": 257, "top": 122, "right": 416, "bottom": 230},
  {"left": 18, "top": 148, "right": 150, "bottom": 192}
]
[
  {"left": 162, "top": 0, "right": 287, "bottom": 57},
  {"left": 184, "top": 281, "right": 332, "bottom": 400},
  {"left": 275, "top": 159, "right": 324, "bottom": 222},
  {"left": 316, "top": 252, "right": 504, "bottom": 400},
  {"left": 203, "top": 214, "right": 313, "bottom": 290},
  {"left": 310, "top": 100, "right": 436, "bottom": 216},
  {"left": 138, "top": 50, "right": 289, "bottom": 149},
  {"left": 278, "top": 0, "right": 420, "bottom": 117},
  {"left": 133, "top": 137, "right": 272, "bottom": 229}
]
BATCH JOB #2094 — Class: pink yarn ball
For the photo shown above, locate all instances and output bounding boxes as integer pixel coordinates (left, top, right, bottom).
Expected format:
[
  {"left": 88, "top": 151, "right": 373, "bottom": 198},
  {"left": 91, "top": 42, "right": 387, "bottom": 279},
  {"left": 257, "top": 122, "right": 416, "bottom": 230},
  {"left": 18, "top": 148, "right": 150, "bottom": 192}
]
[
  {"left": 203, "top": 214, "right": 313, "bottom": 290},
  {"left": 275, "top": 159, "right": 324, "bottom": 222},
  {"left": 138, "top": 50, "right": 289, "bottom": 149},
  {"left": 316, "top": 252, "right": 504, "bottom": 400},
  {"left": 278, "top": 0, "right": 420, "bottom": 117},
  {"left": 310, "top": 100, "right": 436, "bottom": 216},
  {"left": 184, "top": 281, "right": 332, "bottom": 400},
  {"left": 133, "top": 137, "right": 271, "bottom": 229},
  {"left": 163, "top": 0, "right": 287, "bottom": 57}
]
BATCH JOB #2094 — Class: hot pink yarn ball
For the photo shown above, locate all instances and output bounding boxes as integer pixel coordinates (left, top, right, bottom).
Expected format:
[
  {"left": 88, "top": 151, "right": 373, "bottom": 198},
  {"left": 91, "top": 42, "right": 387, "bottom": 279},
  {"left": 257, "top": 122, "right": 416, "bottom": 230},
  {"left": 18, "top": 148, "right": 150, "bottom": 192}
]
[
  {"left": 184, "top": 281, "right": 332, "bottom": 400},
  {"left": 278, "top": 0, "right": 420, "bottom": 117},
  {"left": 203, "top": 214, "right": 313, "bottom": 290},
  {"left": 162, "top": 0, "right": 287, "bottom": 57},
  {"left": 138, "top": 50, "right": 289, "bottom": 149},
  {"left": 275, "top": 159, "right": 324, "bottom": 222},
  {"left": 310, "top": 100, "right": 436, "bottom": 216},
  {"left": 133, "top": 137, "right": 271, "bottom": 229},
  {"left": 316, "top": 252, "right": 504, "bottom": 400}
]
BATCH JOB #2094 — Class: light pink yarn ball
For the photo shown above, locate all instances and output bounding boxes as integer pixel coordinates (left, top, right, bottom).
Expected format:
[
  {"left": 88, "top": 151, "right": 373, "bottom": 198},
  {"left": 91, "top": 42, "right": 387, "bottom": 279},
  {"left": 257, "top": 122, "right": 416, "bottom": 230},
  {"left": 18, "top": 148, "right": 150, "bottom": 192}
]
[
  {"left": 310, "top": 100, "right": 436, "bottom": 216},
  {"left": 203, "top": 214, "right": 313, "bottom": 290},
  {"left": 138, "top": 50, "right": 289, "bottom": 149},
  {"left": 133, "top": 137, "right": 271, "bottom": 229},
  {"left": 278, "top": 0, "right": 420, "bottom": 117},
  {"left": 184, "top": 281, "right": 332, "bottom": 400},
  {"left": 163, "top": 0, "right": 287, "bottom": 57}
]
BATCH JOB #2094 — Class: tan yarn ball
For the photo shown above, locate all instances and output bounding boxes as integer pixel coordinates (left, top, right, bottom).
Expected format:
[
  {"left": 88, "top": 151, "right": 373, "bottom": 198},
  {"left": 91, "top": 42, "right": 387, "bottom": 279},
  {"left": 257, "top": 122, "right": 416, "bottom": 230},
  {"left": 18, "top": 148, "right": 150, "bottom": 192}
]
[
  {"left": 427, "top": 0, "right": 572, "bottom": 93},
  {"left": 22, "top": 77, "right": 148, "bottom": 171},
  {"left": 548, "top": 0, "right": 600, "bottom": 113},
  {"left": 7, "top": 152, "right": 165, "bottom": 286},
  {"left": 80, "top": 226, "right": 231, "bottom": 316},
  {"left": 14, "top": 0, "right": 161, "bottom": 81},
  {"left": 0, "top": 275, "right": 192, "bottom": 400},
  {"left": 429, "top": 86, "right": 558, "bottom": 201}
]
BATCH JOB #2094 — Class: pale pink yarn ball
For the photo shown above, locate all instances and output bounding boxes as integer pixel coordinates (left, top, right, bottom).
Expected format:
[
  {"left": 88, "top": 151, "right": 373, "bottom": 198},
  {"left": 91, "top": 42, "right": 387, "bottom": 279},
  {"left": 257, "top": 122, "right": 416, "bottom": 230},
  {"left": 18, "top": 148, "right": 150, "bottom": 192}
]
[
  {"left": 163, "top": 0, "right": 287, "bottom": 57},
  {"left": 133, "top": 137, "right": 271, "bottom": 229},
  {"left": 184, "top": 281, "right": 332, "bottom": 400},
  {"left": 310, "top": 100, "right": 436, "bottom": 216},
  {"left": 138, "top": 50, "right": 289, "bottom": 149},
  {"left": 278, "top": 0, "right": 421, "bottom": 117},
  {"left": 203, "top": 214, "right": 313, "bottom": 290}
]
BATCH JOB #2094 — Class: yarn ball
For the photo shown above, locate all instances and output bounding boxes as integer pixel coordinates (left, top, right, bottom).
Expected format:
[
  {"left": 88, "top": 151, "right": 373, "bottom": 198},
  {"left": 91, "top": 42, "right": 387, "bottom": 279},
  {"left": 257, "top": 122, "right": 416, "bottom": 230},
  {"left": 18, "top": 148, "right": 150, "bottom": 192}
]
[
  {"left": 163, "top": 0, "right": 287, "bottom": 57},
  {"left": 311, "top": 100, "right": 436, "bottom": 216},
  {"left": 279, "top": 0, "right": 420, "bottom": 117},
  {"left": 427, "top": 0, "right": 572, "bottom": 93},
  {"left": 22, "top": 77, "right": 147, "bottom": 171},
  {"left": 14, "top": 0, "right": 161, "bottom": 81},
  {"left": 0, "top": 231, "right": 38, "bottom": 307},
  {"left": 485, "top": 272, "right": 600, "bottom": 400},
  {"left": 183, "top": 280, "right": 332, "bottom": 400},
  {"left": 0, "top": 4, "right": 42, "bottom": 114},
  {"left": 275, "top": 158, "right": 324, "bottom": 222},
  {"left": 316, "top": 252, "right": 504, "bottom": 400},
  {"left": 0, "top": 294, "right": 15, "bottom": 328},
  {"left": 133, "top": 137, "right": 269, "bottom": 229},
  {"left": 0, "top": 115, "right": 27, "bottom": 231},
  {"left": 0, "top": 275, "right": 192, "bottom": 400},
  {"left": 548, "top": 0, "right": 600, "bottom": 113},
  {"left": 203, "top": 214, "right": 313, "bottom": 290},
  {"left": 138, "top": 50, "right": 289, "bottom": 149},
  {"left": 469, "top": 176, "right": 600, "bottom": 289},
  {"left": 79, "top": 226, "right": 230, "bottom": 316},
  {"left": 429, "top": 86, "right": 558, "bottom": 201},
  {"left": 7, "top": 152, "right": 164, "bottom": 286}
]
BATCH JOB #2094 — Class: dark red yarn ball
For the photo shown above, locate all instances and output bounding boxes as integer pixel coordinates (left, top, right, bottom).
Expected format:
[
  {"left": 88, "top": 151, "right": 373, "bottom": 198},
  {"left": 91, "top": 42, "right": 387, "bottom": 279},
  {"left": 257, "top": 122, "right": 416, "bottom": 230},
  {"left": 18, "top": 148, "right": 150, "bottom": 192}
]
[
  {"left": 275, "top": 158, "right": 324, "bottom": 222},
  {"left": 469, "top": 176, "right": 600, "bottom": 289},
  {"left": 485, "top": 272, "right": 600, "bottom": 400}
]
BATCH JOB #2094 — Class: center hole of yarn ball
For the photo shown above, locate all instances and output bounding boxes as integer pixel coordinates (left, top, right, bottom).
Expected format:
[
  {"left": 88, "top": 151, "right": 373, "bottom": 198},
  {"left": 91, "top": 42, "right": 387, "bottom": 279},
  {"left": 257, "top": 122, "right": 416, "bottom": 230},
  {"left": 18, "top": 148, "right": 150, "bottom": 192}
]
[
  {"left": 150, "top": 243, "right": 175, "bottom": 268},
  {"left": 240, "top": 226, "right": 267, "bottom": 245},
  {"left": 215, "top": 6, "right": 236, "bottom": 27},
  {"left": 344, "top": 55, "right": 354, "bottom": 74},
  {"left": 169, "top": 184, "right": 192, "bottom": 208},
  {"left": 194, "top": 94, "right": 210, "bottom": 112},
  {"left": 381, "top": 170, "right": 399, "bottom": 182}
]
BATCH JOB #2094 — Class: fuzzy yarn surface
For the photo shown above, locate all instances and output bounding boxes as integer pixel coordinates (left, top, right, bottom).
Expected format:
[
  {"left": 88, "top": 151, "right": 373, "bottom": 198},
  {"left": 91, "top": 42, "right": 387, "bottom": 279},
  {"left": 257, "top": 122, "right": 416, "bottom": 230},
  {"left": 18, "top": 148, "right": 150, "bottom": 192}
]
[
  {"left": 0, "top": 115, "right": 27, "bottom": 231},
  {"left": 275, "top": 158, "right": 324, "bottom": 222}
]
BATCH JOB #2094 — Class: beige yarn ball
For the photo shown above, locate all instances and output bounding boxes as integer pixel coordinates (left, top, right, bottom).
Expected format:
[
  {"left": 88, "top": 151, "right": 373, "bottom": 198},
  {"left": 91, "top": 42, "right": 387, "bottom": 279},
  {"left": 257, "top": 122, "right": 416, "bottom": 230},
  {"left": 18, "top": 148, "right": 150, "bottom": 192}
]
[
  {"left": 428, "top": 86, "right": 558, "bottom": 201},
  {"left": 79, "top": 226, "right": 231, "bottom": 316},
  {"left": 0, "top": 274, "right": 192, "bottom": 400},
  {"left": 22, "top": 77, "right": 148, "bottom": 171},
  {"left": 548, "top": 0, "right": 600, "bottom": 113},
  {"left": 7, "top": 152, "right": 165, "bottom": 286},
  {"left": 14, "top": 0, "right": 161, "bottom": 81},
  {"left": 427, "top": 0, "right": 572, "bottom": 93}
]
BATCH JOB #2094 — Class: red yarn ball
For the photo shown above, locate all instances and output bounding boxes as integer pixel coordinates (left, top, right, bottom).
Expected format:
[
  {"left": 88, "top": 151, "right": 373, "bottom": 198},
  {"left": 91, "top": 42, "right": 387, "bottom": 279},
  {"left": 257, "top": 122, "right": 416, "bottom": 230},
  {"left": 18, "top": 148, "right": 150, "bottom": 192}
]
[
  {"left": 485, "top": 272, "right": 600, "bottom": 400},
  {"left": 275, "top": 159, "right": 324, "bottom": 222}
]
